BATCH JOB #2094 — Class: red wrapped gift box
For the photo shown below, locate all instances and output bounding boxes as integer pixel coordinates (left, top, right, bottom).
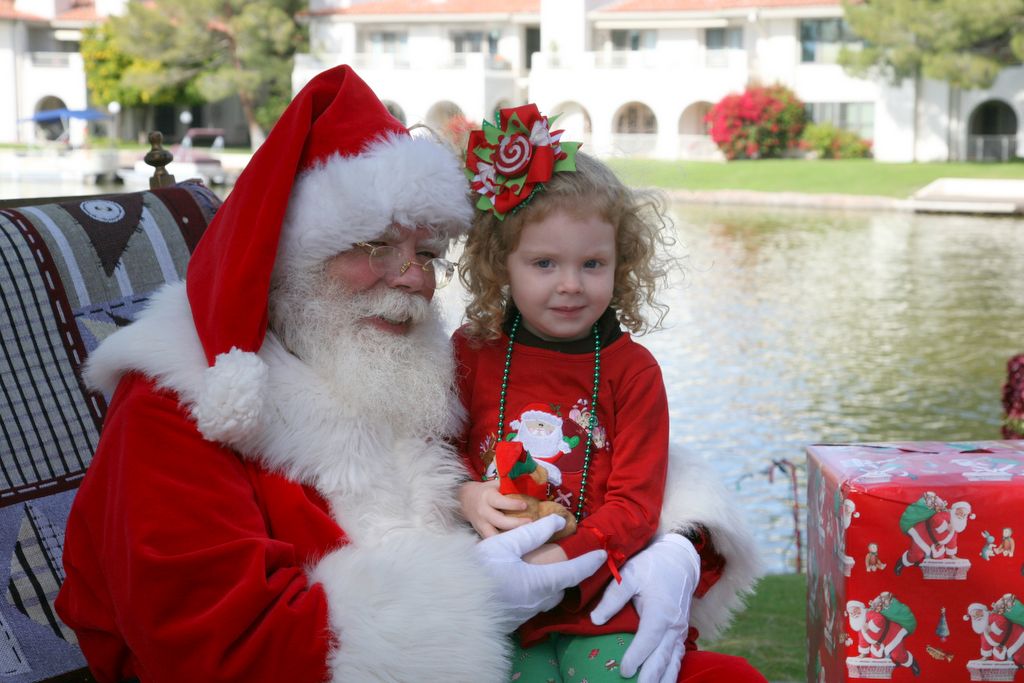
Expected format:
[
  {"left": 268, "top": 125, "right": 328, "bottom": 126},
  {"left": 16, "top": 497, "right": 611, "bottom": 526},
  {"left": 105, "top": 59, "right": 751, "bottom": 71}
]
[{"left": 807, "top": 440, "right": 1024, "bottom": 682}]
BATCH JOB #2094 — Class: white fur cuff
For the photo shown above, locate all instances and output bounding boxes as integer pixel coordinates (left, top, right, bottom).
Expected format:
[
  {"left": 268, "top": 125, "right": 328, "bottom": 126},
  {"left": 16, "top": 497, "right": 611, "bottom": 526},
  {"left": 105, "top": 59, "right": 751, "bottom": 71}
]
[{"left": 191, "top": 348, "right": 268, "bottom": 443}]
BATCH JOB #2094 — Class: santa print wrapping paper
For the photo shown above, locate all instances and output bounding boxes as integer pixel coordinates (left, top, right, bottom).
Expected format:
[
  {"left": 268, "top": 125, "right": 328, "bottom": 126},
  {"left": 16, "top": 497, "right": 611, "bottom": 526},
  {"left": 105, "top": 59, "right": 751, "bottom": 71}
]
[{"left": 807, "top": 441, "right": 1024, "bottom": 683}]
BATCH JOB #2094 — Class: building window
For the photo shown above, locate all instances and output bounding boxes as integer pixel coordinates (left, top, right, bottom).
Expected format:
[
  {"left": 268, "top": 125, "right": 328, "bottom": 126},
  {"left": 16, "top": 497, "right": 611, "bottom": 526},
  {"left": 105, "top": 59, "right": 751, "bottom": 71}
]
[
  {"left": 806, "top": 102, "right": 874, "bottom": 140},
  {"left": 706, "top": 27, "right": 743, "bottom": 50},
  {"left": 368, "top": 31, "right": 407, "bottom": 56},
  {"left": 449, "top": 31, "right": 480, "bottom": 53},
  {"left": 799, "top": 18, "right": 858, "bottom": 63},
  {"left": 705, "top": 26, "right": 742, "bottom": 67},
  {"left": 610, "top": 29, "right": 655, "bottom": 51}
]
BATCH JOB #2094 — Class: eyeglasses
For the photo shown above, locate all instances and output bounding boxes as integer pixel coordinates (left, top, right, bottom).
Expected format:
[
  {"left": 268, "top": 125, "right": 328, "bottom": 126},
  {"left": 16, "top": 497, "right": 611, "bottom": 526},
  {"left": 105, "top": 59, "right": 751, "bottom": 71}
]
[{"left": 354, "top": 242, "right": 456, "bottom": 289}]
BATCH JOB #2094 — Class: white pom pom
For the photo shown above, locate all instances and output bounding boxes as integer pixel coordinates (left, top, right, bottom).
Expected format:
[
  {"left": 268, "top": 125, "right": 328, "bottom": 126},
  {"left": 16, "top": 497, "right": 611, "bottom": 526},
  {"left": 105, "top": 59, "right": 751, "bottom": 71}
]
[{"left": 192, "top": 348, "right": 268, "bottom": 443}]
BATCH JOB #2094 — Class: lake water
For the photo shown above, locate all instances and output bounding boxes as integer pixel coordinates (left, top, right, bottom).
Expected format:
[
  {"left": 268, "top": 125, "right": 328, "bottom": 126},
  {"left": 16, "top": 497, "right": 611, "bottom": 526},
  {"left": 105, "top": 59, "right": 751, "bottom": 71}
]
[
  {"left": 625, "top": 204, "right": 1023, "bottom": 573},
  {"left": 6, "top": 177, "right": 1022, "bottom": 574}
]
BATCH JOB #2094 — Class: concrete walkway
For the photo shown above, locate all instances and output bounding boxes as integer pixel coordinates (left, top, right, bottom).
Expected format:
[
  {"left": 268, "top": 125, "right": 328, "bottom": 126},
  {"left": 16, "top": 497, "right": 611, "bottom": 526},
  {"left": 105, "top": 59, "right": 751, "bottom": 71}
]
[
  {"left": 668, "top": 188, "right": 909, "bottom": 212},
  {"left": 910, "top": 177, "right": 1024, "bottom": 214},
  {"left": 668, "top": 177, "right": 1024, "bottom": 216}
]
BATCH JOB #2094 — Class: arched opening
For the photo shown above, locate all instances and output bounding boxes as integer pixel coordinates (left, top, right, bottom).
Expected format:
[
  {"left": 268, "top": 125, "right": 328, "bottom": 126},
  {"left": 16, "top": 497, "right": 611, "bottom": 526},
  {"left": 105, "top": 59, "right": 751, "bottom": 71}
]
[
  {"left": 614, "top": 102, "right": 656, "bottom": 134},
  {"left": 383, "top": 100, "right": 406, "bottom": 125},
  {"left": 382, "top": 101, "right": 405, "bottom": 125},
  {"left": 678, "top": 102, "right": 712, "bottom": 135},
  {"left": 677, "top": 102, "right": 722, "bottom": 160},
  {"left": 33, "top": 95, "right": 68, "bottom": 142},
  {"left": 551, "top": 101, "right": 591, "bottom": 147},
  {"left": 966, "top": 100, "right": 1018, "bottom": 161},
  {"left": 426, "top": 101, "right": 469, "bottom": 149},
  {"left": 612, "top": 102, "right": 657, "bottom": 156}
]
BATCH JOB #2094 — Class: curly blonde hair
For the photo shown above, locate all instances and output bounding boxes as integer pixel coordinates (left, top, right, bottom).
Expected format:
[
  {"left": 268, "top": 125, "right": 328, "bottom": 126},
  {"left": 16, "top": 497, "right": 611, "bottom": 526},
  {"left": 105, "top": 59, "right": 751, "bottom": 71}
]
[{"left": 460, "top": 152, "right": 677, "bottom": 341}]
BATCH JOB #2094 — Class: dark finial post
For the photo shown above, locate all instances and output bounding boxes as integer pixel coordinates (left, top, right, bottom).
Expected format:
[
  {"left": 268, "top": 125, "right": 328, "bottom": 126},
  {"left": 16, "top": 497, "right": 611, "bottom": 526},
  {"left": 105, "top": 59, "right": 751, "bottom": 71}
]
[{"left": 144, "top": 131, "right": 176, "bottom": 189}]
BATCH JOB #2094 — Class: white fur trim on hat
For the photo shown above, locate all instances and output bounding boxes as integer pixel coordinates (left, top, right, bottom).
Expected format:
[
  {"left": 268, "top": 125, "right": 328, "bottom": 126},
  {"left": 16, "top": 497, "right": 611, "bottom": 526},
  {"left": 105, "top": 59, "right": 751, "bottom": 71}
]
[
  {"left": 191, "top": 347, "right": 268, "bottom": 443},
  {"left": 517, "top": 410, "right": 562, "bottom": 426},
  {"left": 275, "top": 132, "right": 473, "bottom": 278}
]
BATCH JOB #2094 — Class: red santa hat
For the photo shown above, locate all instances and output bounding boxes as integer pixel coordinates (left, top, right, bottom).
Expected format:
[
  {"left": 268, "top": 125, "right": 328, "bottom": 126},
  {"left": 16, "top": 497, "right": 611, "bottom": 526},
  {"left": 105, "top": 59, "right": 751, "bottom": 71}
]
[
  {"left": 949, "top": 501, "right": 975, "bottom": 518},
  {"left": 513, "top": 403, "right": 561, "bottom": 426},
  {"left": 184, "top": 65, "right": 472, "bottom": 443}
]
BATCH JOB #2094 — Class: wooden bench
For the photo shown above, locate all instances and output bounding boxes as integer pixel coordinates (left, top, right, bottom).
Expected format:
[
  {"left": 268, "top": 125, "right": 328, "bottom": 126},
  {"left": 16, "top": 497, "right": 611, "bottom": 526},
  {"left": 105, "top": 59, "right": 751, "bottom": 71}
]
[{"left": 0, "top": 133, "right": 221, "bottom": 681}]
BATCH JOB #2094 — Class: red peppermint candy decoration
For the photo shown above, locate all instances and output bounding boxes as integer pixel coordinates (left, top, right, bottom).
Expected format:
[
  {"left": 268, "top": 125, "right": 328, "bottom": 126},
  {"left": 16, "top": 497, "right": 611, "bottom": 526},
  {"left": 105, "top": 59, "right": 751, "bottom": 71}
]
[{"left": 494, "top": 133, "right": 532, "bottom": 176}]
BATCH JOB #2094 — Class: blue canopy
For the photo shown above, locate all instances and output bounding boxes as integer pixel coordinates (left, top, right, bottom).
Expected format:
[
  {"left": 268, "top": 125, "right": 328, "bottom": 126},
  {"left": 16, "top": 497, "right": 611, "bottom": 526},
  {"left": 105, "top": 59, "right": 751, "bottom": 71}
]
[{"left": 20, "top": 108, "right": 112, "bottom": 123}]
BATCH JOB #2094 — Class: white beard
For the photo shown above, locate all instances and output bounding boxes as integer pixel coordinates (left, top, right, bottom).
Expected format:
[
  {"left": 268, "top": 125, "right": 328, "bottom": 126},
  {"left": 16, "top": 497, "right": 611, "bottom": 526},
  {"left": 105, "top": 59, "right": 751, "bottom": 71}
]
[
  {"left": 951, "top": 509, "right": 971, "bottom": 533},
  {"left": 513, "top": 426, "right": 567, "bottom": 461},
  {"left": 847, "top": 603, "right": 866, "bottom": 633},
  {"left": 268, "top": 265, "right": 461, "bottom": 441}
]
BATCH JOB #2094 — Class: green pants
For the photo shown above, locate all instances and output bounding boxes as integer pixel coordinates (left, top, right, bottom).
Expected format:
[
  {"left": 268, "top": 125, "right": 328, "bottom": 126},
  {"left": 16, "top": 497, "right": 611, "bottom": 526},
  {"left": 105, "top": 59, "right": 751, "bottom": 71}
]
[{"left": 509, "top": 632, "right": 637, "bottom": 682}]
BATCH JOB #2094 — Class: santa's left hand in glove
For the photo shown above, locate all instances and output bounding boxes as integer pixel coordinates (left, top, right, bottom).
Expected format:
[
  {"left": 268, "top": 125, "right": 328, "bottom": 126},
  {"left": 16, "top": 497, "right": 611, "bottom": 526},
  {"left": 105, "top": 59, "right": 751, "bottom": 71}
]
[
  {"left": 475, "top": 514, "right": 605, "bottom": 632},
  {"left": 591, "top": 533, "right": 700, "bottom": 683}
]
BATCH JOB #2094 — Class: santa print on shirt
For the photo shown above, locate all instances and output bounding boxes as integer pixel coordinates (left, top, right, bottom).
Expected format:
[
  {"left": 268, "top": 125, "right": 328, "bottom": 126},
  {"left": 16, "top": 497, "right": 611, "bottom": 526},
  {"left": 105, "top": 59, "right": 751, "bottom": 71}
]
[
  {"left": 493, "top": 399, "right": 604, "bottom": 514},
  {"left": 453, "top": 314, "right": 670, "bottom": 646}
]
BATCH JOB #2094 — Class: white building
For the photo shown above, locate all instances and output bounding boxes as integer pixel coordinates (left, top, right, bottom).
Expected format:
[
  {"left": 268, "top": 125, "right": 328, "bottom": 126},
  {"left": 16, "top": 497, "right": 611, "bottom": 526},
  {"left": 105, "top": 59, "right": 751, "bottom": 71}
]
[
  {"left": 3, "top": 0, "right": 1019, "bottom": 161},
  {"left": 0, "top": 0, "right": 250, "bottom": 148},
  {"left": 0, "top": 0, "right": 128, "bottom": 146},
  {"left": 295, "top": 0, "right": 1023, "bottom": 162}
]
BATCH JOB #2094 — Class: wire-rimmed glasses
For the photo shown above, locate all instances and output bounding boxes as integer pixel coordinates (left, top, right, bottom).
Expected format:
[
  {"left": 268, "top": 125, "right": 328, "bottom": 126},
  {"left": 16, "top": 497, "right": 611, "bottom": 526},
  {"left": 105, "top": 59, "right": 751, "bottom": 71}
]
[{"left": 354, "top": 242, "right": 456, "bottom": 289}]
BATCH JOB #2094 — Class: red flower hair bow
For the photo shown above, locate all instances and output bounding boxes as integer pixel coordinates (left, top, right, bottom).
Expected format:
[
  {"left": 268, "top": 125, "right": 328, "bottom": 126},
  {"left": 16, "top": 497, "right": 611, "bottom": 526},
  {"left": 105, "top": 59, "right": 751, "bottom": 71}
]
[{"left": 465, "top": 104, "right": 581, "bottom": 220}]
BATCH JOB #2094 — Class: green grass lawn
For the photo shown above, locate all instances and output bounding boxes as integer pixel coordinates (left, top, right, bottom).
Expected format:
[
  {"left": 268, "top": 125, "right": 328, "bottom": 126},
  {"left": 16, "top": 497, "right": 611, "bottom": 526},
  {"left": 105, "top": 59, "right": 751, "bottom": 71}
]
[
  {"left": 607, "top": 158, "right": 1024, "bottom": 198},
  {"left": 704, "top": 573, "right": 807, "bottom": 682}
]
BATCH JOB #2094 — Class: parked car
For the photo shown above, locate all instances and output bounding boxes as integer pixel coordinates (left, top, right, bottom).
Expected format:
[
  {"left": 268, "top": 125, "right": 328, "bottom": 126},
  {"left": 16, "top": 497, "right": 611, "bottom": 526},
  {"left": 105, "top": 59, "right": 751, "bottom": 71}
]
[{"left": 122, "top": 127, "right": 228, "bottom": 187}]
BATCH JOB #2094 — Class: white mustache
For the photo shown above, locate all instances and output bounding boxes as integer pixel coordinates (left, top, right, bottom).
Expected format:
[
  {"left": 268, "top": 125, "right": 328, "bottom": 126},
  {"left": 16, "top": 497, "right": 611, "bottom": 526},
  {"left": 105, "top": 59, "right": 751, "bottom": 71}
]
[{"left": 350, "top": 287, "right": 431, "bottom": 325}]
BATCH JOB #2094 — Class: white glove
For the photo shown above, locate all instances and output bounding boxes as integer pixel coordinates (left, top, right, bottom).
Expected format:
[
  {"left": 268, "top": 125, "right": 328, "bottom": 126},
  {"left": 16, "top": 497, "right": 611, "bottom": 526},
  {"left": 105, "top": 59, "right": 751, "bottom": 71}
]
[
  {"left": 475, "top": 515, "right": 606, "bottom": 632},
  {"left": 590, "top": 533, "right": 700, "bottom": 683}
]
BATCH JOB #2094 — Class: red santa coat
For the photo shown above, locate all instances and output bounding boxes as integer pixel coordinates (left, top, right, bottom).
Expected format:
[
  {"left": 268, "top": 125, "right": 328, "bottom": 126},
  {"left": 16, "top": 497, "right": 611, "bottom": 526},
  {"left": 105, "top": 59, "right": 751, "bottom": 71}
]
[
  {"left": 859, "top": 610, "right": 912, "bottom": 665},
  {"left": 57, "top": 284, "right": 763, "bottom": 680},
  {"left": 979, "top": 610, "right": 996, "bottom": 658},
  {"left": 55, "top": 283, "right": 507, "bottom": 683},
  {"left": 58, "top": 374, "right": 336, "bottom": 681},
  {"left": 986, "top": 614, "right": 1024, "bottom": 666},
  {"left": 903, "top": 510, "right": 958, "bottom": 565}
]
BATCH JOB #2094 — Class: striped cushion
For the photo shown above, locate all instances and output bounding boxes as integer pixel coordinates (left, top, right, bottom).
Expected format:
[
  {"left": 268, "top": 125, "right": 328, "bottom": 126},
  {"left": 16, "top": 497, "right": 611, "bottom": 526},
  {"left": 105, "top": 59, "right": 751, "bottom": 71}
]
[{"left": 0, "top": 181, "right": 219, "bottom": 679}]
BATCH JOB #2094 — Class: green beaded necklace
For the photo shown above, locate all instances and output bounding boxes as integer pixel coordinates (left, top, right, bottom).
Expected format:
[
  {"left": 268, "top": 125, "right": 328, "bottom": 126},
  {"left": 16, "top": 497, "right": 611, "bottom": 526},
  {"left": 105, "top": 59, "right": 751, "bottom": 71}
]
[{"left": 496, "top": 313, "right": 602, "bottom": 521}]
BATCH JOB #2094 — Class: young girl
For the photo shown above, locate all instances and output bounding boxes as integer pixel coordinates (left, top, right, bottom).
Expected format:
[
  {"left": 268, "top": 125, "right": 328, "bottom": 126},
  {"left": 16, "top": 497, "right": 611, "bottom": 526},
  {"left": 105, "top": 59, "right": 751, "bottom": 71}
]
[{"left": 454, "top": 104, "right": 680, "bottom": 682}]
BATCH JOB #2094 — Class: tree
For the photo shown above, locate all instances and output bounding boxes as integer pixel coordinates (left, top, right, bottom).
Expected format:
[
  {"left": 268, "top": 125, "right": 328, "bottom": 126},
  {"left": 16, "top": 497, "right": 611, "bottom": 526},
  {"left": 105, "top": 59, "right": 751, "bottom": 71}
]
[
  {"left": 935, "top": 607, "right": 950, "bottom": 641},
  {"left": 107, "top": 0, "right": 307, "bottom": 147},
  {"left": 841, "top": 0, "right": 1023, "bottom": 89},
  {"left": 81, "top": 23, "right": 200, "bottom": 109},
  {"left": 839, "top": 0, "right": 1024, "bottom": 159}
]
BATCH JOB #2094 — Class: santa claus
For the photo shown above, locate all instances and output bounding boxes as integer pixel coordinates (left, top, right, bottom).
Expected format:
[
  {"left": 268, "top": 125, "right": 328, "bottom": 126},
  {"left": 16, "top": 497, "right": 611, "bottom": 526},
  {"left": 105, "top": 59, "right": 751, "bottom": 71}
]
[
  {"left": 894, "top": 492, "right": 974, "bottom": 574},
  {"left": 965, "top": 596, "right": 1024, "bottom": 666},
  {"left": 509, "top": 403, "right": 572, "bottom": 485},
  {"left": 54, "top": 66, "right": 764, "bottom": 682},
  {"left": 967, "top": 602, "right": 997, "bottom": 659},
  {"left": 846, "top": 593, "right": 921, "bottom": 676},
  {"left": 842, "top": 498, "right": 859, "bottom": 530},
  {"left": 846, "top": 599, "right": 867, "bottom": 646}
]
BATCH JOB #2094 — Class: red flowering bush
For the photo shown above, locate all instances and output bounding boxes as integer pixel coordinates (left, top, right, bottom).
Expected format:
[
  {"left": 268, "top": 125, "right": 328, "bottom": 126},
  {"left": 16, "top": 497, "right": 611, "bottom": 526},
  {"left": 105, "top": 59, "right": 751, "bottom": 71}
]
[{"left": 706, "top": 84, "right": 807, "bottom": 160}]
